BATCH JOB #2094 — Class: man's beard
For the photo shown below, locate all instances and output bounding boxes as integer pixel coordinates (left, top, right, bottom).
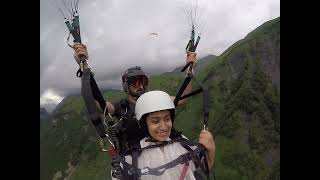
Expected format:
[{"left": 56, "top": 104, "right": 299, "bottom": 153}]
[{"left": 129, "top": 88, "right": 145, "bottom": 98}]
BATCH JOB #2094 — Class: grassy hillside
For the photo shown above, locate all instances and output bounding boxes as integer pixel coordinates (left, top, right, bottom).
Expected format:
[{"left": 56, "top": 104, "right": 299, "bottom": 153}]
[
  {"left": 40, "top": 90, "right": 126, "bottom": 180},
  {"left": 40, "top": 17, "right": 280, "bottom": 180}
]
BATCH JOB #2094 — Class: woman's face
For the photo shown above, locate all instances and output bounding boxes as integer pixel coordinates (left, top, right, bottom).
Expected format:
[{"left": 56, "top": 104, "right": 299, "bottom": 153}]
[{"left": 146, "top": 110, "right": 172, "bottom": 142}]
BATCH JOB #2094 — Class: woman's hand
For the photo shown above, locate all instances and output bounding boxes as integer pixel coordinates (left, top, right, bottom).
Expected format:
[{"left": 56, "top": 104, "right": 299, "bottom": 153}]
[{"left": 198, "top": 129, "right": 216, "bottom": 170}]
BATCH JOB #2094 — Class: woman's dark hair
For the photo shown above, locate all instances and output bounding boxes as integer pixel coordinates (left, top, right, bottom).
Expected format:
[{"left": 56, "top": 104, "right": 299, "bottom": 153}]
[{"left": 139, "top": 109, "right": 182, "bottom": 140}]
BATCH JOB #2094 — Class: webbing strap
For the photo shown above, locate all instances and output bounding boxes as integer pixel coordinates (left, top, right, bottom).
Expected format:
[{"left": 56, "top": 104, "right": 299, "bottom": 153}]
[
  {"left": 179, "top": 162, "right": 189, "bottom": 180},
  {"left": 174, "top": 74, "right": 210, "bottom": 129},
  {"left": 179, "top": 88, "right": 203, "bottom": 101},
  {"left": 89, "top": 72, "right": 106, "bottom": 110},
  {"left": 81, "top": 68, "right": 106, "bottom": 138},
  {"left": 137, "top": 146, "right": 204, "bottom": 176},
  {"left": 138, "top": 138, "right": 182, "bottom": 152},
  {"left": 174, "top": 76, "right": 192, "bottom": 106}
]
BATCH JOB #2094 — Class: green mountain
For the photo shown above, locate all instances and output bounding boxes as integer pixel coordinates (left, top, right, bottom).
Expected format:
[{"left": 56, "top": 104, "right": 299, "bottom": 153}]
[
  {"left": 40, "top": 17, "right": 280, "bottom": 180},
  {"left": 40, "top": 108, "right": 51, "bottom": 138}
]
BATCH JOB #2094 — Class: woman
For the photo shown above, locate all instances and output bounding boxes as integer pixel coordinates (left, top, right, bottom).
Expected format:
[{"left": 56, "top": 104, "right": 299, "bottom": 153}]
[{"left": 113, "top": 90, "right": 215, "bottom": 180}]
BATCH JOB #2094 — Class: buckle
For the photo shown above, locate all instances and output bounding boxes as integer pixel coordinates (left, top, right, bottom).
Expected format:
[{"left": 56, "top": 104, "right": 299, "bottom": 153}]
[
  {"left": 179, "top": 153, "right": 191, "bottom": 164},
  {"left": 140, "top": 167, "right": 150, "bottom": 174}
]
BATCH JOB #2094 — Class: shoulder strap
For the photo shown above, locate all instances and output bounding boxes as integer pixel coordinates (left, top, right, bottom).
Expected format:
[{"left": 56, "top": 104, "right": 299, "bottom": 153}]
[
  {"left": 118, "top": 99, "right": 130, "bottom": 118},
  {"left": 137, "top": 145, "right": 205, "bottom": 177},
  {"left": 81, "top": 68, "right": 106, "bottom": 138},
  {"left": 179, "top": 138, "right": 211, "bottom": 180},
  {"left": 131, "top": 149, "right": 139, "bottom": 180},
  {"left": 137, "top": 137, "right": 182, "bottom": 152},
  {"left": 89, "top": 72, "right": 106, "bottom": 110}
]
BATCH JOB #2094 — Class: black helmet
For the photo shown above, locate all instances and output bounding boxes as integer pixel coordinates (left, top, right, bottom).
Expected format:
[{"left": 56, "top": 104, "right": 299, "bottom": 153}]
[{"left": 122, "top": 66, "right": 148, "bottom": 93}]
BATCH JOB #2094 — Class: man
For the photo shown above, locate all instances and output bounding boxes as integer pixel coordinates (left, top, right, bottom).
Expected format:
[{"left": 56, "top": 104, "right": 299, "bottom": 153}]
[{"left": 73, "top": 43, "right": 197, "bottom": 155}]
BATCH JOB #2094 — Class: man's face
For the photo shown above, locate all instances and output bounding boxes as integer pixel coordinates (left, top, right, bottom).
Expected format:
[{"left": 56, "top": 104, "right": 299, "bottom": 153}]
[{"left": 128, "top": 76, "right": 145, "bottom": 97}]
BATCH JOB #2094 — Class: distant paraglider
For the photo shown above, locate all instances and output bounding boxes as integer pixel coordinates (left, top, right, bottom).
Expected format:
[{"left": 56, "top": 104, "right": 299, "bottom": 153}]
[{"left": 149, "top": 32, "right": 159, "bottom": 37}]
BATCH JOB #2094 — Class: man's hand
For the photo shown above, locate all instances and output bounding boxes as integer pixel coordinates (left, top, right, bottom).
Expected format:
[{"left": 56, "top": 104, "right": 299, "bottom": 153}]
[
  {"left": 186, "top": 51, "right": 197, "bottom": 65},
  {"left": 73, "top": 42, "right": 89, "bottom": 65}
]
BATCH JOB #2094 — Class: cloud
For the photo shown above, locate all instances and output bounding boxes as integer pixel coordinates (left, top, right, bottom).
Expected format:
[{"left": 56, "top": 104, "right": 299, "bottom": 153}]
[
  {"left": 40, "top": 88, "right": 65, "bottom": 112},
  {"left": 40, "top": 0, "right": 280, "bottom": 109}
]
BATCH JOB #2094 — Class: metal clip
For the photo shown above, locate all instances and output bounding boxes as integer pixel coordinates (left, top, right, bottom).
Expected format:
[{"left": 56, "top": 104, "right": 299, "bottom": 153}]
[
  {"left": 140, "top": 167, "right": 150, "bottom": 174},
  {"left": 186, "top": 65, "right": 194, "bottom": 78},
  {"left": 203, "top": 124, "right": 208, "bottom": 130},
  {"left": 102, "top": 134, "right": 115, "bottom": 148},
  {"left": 79, "top": 60, "right": 84, "bottom": 72}
]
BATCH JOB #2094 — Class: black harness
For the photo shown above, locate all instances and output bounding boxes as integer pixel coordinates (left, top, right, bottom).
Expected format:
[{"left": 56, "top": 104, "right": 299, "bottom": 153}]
[
  {"left": 79, "top": 60, "right": 214, "bottom": 180},
  {"left": 113, "top": 99, "right": 144, "bottom": 156}
]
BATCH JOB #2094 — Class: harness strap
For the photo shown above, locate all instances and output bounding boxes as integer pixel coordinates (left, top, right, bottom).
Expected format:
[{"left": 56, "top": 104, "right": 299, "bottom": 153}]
[
  {"left": 81, "top": 68, "right": 106, "bottom": 138},
  {"left": 82, "top": 69, "right": 126, "bottom": 180},
  {"left": 131, "top": 150, "right": 139, "bottom": 180},
  {"left": 179, "top": 88, "right": 203, "bottom": 101},
  {"left": 138, "top": 137, "right": 182, "bottom": 152},
  {"left": 174, "top": 74, "right": 204, "bottom": 106},
  {"left": 179, "top": 162, "right": 189, "bottom": 180},
  {"left": 179, "top": 138, "right": 210, "bottom": 180},
  {"left": 137, "top": 146, "right": 205, "bottom": 176},
  {"left": 89, "top": 72, "right": 106, "bottom": 110},
  {"left": 179, "top": 139, "right": 203, "bottom": 170},
  {"left": 201, "top": 151, "right": 210, "bottom": 180},
  {"left": 174, "top": 76, "right": 192, "bottom": 106},
  {"left": 202, "top": 85, "right": 210, "bottom": 129},
  {"left": 174, "top": 72, "right": 210, "bottom": 129},
  {"left": 179, "top": 142, "right": 192, "bottom": 180}
]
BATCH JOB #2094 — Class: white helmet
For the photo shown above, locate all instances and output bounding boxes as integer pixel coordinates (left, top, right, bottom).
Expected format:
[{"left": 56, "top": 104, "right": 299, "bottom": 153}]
[{"left": 135, "top": 90, "right": 175, "bottom": 121}]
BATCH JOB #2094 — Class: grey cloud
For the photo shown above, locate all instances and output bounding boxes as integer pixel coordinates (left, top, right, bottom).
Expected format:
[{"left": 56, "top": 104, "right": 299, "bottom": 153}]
[{"left": 40, "top": 0, "right": 280, "bottom": 106}]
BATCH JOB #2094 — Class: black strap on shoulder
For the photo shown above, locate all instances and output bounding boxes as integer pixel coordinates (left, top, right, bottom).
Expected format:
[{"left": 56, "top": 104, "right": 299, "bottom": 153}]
[
  {"left": 119, "top": 99, "right": 130, "bottom": 118},
  {"left": 81, "top": 68, "right": 106, "bottom": 138},
  {"left": 90, "top": 72, "right": 107, "bottom": 110},
  {"left": 137, "top": 137, "right": 182, "bottom": 152},
  {"left": 131, "top": 150, "right": 139, "bottom": 180},
  {"left": 82, "top": 68, "right": 120, "bottom": 155}
]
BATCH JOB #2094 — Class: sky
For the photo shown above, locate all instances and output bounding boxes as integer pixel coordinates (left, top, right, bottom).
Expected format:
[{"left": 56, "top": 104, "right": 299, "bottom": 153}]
[{"left": 40, "top": 0, "right": 280, "bottom": 112}]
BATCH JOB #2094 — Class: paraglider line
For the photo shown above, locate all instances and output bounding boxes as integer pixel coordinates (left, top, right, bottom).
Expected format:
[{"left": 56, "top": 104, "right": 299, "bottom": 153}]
[{"left": 62, "top": 0, "right": 73, "bottom": 19}]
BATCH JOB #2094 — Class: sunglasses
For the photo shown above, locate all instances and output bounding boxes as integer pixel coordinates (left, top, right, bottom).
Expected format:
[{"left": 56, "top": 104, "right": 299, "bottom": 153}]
[{"left": 128, "top": 76, "right": 145, "bottom": 88}]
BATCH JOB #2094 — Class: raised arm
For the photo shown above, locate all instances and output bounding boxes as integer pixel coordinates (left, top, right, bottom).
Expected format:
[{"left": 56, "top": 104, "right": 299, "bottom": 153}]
[{"left": 73, "top": 43, "right": 115, "bottom": 115}]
